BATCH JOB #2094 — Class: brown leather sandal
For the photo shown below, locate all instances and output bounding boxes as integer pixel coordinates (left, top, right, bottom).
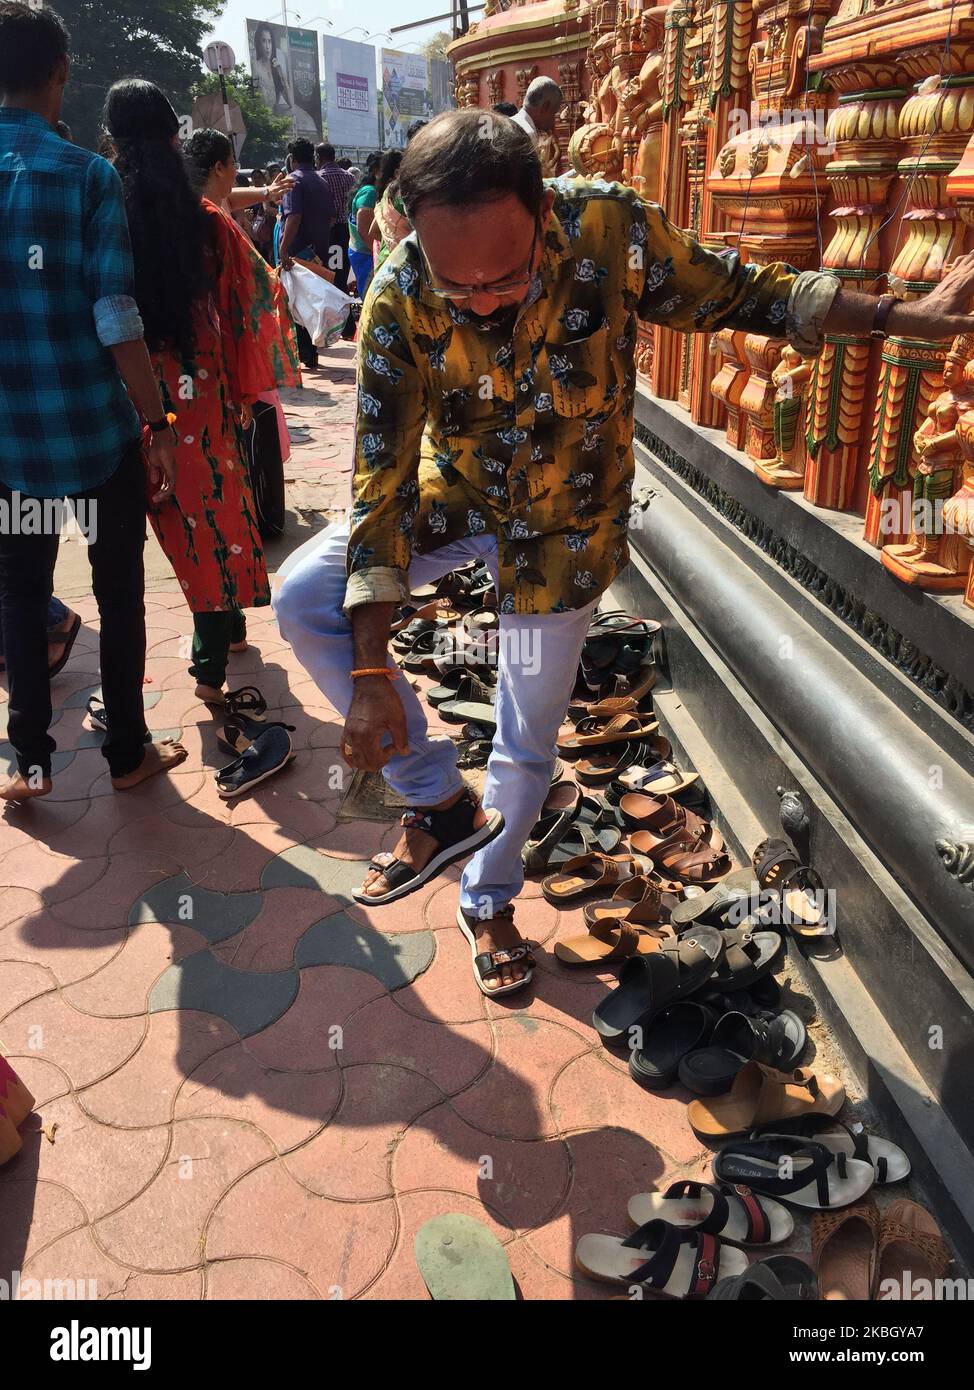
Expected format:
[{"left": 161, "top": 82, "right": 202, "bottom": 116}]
[
  {"left": 554, "top": 916, "right": 671, "bottom": 966},
  {"left": 813, "top": 1197, "right": 881, "bottom": 1301},
  {"left": 541, "top": 852, "right": 643, "bottom": 906},
  {"left": 875, "top": 1199, "right": 951, "bottom": 1300},
  {"left": 558, "top": 711, "right": 660, "bottom": 753},
  {"left": 687, "top": 1060, "right": 846, "bottom": 1140}
]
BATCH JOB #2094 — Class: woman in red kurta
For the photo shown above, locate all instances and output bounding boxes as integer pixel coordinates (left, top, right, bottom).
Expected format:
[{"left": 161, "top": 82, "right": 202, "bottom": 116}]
[{"left": 105, "top": 83, "right": 300, "bottom": 701}]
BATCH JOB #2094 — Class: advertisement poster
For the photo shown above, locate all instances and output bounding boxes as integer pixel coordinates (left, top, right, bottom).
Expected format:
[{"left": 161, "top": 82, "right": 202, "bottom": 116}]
[
  {"left": 381, "top": 49, "right": 429, "bottom": 149},
  {"left": 247, "top": 18, "right": 322, "bottom": 140},
  {"left": 322, "top": 35, "right": 379, "bottom": 149},
  {"left": 429, "top": 57, "right": 455, "bottom": 117}
]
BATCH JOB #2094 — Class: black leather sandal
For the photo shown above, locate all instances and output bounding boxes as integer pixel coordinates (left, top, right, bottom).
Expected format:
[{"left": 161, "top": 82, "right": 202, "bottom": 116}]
[
  {"left": 352, "top": 790, "right": 504, "bottom": 906},
  {"left": 455, "top": 904, "right": 535, "bottom": 996}
]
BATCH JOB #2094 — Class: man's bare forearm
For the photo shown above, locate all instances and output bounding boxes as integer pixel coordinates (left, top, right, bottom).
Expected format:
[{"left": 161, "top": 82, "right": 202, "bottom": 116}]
[
  {"left": 351, "top": 602, "right": 396, "bottom": 670},
  {"left": 823, "top": 278, "right": 974, "bottom": 342},
  {"left": 110, "top": 339, "right": 165, "bottom": 421}
]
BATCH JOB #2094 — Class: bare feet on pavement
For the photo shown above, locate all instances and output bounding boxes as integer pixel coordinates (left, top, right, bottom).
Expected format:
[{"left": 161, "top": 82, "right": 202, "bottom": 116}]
[
  {"left": 1, "top": 772, "right": 53, "bottom": 802},
  {"left": 111, "top": 740, "right": 188, "bottom": 790}
]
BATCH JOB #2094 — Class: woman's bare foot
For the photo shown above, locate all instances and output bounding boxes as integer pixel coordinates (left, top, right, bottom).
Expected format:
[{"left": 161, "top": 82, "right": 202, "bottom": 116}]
[
  {"left": 358, "top": 788, "right": 487, "bottom": 899},
  {"left": 111, "top": 740, "right": 188, "bottom": 790},
  {"left": 0, "top": 771, "right": 53, "bottom": 802},
  {"left": 195, "top": 683, "right": 225, "bottom": 705}
]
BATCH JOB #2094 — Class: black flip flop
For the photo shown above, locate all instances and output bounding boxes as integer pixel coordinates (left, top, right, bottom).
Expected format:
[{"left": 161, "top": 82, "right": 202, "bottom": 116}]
[
  {"left": 47, "top": 611, "right": 82, "bottom": 677},
  {"left": 708, "top": 1255, "right": 818, "bottom": 1301},
  {"left": 628, "top": 1000, "right": 716, "bottom": 1089},
  {"left": 592, "top": 925, "right": 724, "bottom": 1044},
  {"left": 678, "top": 1008, "right": 807, "bottom": 1095},
  {"left": 710, "top": 927, "right": 782, "bottom": 992}
]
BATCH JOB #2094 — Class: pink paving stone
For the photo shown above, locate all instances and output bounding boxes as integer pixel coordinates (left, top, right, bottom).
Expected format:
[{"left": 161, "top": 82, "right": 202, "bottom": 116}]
[
  {"left": 210, "top": 889, "right": 346, "bottom": 972},
  {"left": 306, "top": 719, "right": 344, "bottom": 750},
  {"left": 498, "top": 966, "right": 612, "bottom": 1045},
  {"left": 282, "top": 1063, "right": 443, "bottom": 1200},
  {"left": 0, "top": 912, "right": 127, "bottom": 989},
  {"left": 228, "top": 790, "right": 340, "bottom": 842},
  {"left": 391, "top": 925, "right": 487, "bottom": 1025},
  {"left": 1, "top": 992, "right": 145, "bottom": 1090},
  {"left": 173, "top": 821, "right": 294, "bottom": 892},
  {"left": 242, "top": 964, "right": 386, "bottom": 1071},
  {"left": 392, "top": 1101, "right": 571, "bottom": 1232},
  {"left": 48, "top": 848, "right": 182, "bottom": 930},
  {"left": 361, "top": 1189, "right": 515, "bottom": 1301},
  {"left": 38, "top": 793, "right": 145, "bottom": 861},
  {"left": 0, "top": 1178, "right": 86, "bottom": 1273},
  {"left": 95, "top": 1117, "right": 275, "bottom": 1272},
  {"left": 522, "top": 1123, "right": 673, "bottom": 1281},
  {"left": 64, "top": 921, "right": 208, "bottom": 1017},
  {"left": 108, "top": 810, "right": 236, "bottom": 871},
  {"left": 0, "top": 959, "right": 56, "bottom": 1019},
  {"left": 312, "top": 818, "right": 389, "bottom": 860},
  {"left": 204, "top": 1258, "right": 319, "bottom": 1300},
  {"left": 174, "top": 1041, "right": 342, "bottom": 1152},
  {"left": 549, "top": 1051, "right": 708, "bottom": 1166},
  {"left": 452, "top": 1015, "right": 591, "bottom": 1141},
  {"left": 2, "top": 1094, "right": 170, "bottom": 1221},
  {"left": 206, "top": 1158, "right": 397, "bottom": 1297},
  {"left": 79, "top": 1010, "right": 239, "bottom": 1128},
  {"left": 2, "top": 1053, "right": 70, "bottom": 1107},
  {"left": 86, "top": 759, "right": 211, "bottom": 810},
  {"left": 344, "top": 881, "right": 440, "bottom": 935},
  {"left": 0, "top": 839, "right": 107, "bottom": 904},
  {"left": 504, "top": 1231, "right": 610, "bottom": 1301},
  {"left": 106, "top": 1270, "right": 204, "bottom": 1300},
  {"left": 340, "top": 993, "right": 493, "bottom": 1097}
]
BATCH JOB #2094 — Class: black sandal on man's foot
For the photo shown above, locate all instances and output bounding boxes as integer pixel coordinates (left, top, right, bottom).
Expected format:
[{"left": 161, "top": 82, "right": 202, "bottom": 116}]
[
  {"left": 352, "top": 790, "right": 504, "bottom": 906},
  {"left": 455, "top": 904, "right": 535, "bottom": 997}
]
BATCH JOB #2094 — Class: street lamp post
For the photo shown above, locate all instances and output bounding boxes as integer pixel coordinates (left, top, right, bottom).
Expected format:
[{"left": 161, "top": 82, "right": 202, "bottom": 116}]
[{"left": 203, "top": 41, "right": 238, "bottom": 159}]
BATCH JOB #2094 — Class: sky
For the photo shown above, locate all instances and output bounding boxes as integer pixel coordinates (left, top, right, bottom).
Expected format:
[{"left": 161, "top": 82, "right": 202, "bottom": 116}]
[{"left": 203, "top": 0, "right": 465, "bottom": 64}]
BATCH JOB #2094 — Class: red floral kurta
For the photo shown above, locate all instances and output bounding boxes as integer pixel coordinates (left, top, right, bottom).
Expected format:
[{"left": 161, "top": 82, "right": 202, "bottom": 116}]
[{"left": 148, "top": 199, "right": 301, "bottom": 613}]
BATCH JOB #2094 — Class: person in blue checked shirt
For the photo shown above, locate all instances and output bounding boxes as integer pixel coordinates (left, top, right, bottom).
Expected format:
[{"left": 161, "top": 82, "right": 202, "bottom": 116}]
[{"left": 0, "top": 1, "right": 188, "bottom": 801}]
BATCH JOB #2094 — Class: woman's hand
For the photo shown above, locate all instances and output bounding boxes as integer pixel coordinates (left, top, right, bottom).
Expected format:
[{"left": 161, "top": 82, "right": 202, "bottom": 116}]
[{"left": 147, "top": 433, "right": 176, "bottom": 505}]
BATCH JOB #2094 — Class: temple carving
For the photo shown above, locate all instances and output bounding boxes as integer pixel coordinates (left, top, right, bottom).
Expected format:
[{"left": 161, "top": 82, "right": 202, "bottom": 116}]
[{"left": 449, "top": 0, "right": 974, "bottom": 609}]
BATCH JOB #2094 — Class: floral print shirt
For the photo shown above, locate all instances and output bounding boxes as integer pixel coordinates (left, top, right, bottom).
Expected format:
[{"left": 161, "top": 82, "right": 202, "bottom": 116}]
[{"left": 345, "top": 175, "right": 834, "bottom": 615}]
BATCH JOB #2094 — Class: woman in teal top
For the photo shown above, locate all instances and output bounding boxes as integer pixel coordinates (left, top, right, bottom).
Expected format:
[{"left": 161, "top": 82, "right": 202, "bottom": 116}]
[{"left": 348, "top": 155, "right": 380, "bottom": 300}]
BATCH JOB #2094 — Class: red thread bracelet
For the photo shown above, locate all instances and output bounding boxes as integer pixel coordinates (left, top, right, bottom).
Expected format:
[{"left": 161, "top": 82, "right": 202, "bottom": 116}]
[{"left": 351, "top": 667, "right": 398, "bottom": 679}]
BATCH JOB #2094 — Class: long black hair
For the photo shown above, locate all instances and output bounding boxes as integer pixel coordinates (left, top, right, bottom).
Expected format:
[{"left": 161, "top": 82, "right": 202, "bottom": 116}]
[
  {"left": 375, "top": 148, "right": 403, "bottom": 200},
  {"left": 103, "top": 79, "right": 212, "bottom": 369}
]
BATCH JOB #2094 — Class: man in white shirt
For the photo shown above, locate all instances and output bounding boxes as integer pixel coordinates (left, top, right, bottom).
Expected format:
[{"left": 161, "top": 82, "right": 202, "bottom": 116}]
[{"left": 511, "top": 75, "right": 563, "bottom": 146}]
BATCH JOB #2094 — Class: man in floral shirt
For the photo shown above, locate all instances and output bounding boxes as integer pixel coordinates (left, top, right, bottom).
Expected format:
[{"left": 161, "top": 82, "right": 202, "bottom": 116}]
[{"left": 275, "top": 109, "right": 974, "bottom": 994}]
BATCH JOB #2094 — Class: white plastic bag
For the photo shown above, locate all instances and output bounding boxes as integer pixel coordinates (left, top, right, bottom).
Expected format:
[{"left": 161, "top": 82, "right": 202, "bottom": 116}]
[{"left": 280, "top": 264, "right": 354, "bottom": 349}]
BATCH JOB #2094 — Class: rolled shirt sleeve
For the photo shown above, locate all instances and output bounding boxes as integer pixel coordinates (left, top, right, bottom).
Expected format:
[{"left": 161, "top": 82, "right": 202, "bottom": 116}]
[
  {"left": 343, "top": 276, "right": 429, "bottom": 613},
  {"left": 93, "top": 293, "right": 144, "bottom": 347},
  {"left": 634, "top": 198, "right": 839, "bottom": 356}
]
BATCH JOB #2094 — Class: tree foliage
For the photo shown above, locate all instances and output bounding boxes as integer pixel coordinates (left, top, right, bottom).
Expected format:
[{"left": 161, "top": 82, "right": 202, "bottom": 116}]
[
  {"left": 420, "top": 30, "right": 452, "bottom": 60},
  {"left": 192, "top": 66, "right": 293, "bottom": 167},
  {"left": 57, "top": 0, "right": 222, "bottom": 150}
]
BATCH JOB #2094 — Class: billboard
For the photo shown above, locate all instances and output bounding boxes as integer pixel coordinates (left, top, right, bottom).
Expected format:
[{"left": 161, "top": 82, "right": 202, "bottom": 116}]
[
  {"left": 381, "top": 49, "right": 429, "bottom": 149},
  {"left": 429, "top": 57, "right": 455, "bottom": 117},
  {"left": 246, "top": 18, "right": 323, "bottom": 140},
  {"left": 322, "top": 35, "right": 379, "bottom": 149}
]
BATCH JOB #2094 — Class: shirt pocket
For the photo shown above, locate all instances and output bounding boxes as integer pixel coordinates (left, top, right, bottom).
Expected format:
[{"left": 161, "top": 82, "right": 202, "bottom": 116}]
[{"left": 545, "top": 322, "right": 611, "bottom": 419}]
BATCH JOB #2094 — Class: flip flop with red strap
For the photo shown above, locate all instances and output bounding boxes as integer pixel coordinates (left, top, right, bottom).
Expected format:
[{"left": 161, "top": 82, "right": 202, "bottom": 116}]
[
  {"left": 575, "top": 1218, "right": 746, "bottom": 1298},
  {"left": 628, "top": 1180, "right": 794, "bottom": 1246}
]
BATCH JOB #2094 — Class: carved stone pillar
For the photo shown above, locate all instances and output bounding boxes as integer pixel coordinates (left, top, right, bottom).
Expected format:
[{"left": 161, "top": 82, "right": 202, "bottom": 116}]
[
  {"left": 710, "top": 328, "right": 752, "bottom": 449},
  {"left": 864, "top": 73, "right": 974, "bottom": 548},
  {"left": 804, "top": 77, "right": 906, "bottom": 512},
  {"left": 651, "top": 0, "right": 694, "bottom": 401},
  {"left": 739, "top": 333, "right": 781, "bottom": 460}
]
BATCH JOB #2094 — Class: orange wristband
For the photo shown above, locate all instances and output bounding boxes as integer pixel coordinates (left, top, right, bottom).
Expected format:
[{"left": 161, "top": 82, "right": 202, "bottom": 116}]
[{"left": 351, "top": 667, "right": 399, "bottom": 679}]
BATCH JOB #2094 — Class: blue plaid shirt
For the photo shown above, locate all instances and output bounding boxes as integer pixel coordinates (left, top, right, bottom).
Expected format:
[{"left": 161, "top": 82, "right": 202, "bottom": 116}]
[{"left": 0, "top": 108, "right": 143, "bottom": 497}]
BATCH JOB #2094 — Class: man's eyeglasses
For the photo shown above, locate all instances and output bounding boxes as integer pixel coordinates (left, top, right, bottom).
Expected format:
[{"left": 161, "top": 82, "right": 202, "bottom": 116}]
[{"left": 417, "top": 216, "right": 543, "bottom": 300}]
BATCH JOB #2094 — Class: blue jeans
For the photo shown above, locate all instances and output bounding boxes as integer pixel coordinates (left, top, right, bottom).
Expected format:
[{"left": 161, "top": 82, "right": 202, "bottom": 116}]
[
  {"left": 274, "top": 521, "right": 597, "bottom": 916},
  {"left": 0, "top": 596, "right": 68, "bottom": 659}
]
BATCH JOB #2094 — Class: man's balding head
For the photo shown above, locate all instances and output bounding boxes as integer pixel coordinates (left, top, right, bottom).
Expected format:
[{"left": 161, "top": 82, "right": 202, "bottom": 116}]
[{"left": 523, "top": 76, "right": 563, "bottom": 133}]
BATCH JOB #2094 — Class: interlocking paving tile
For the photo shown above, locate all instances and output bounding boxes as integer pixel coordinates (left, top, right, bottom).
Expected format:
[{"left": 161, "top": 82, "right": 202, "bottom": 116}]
[
  {"left": 149, "top": 953, "right": 298, "bottom": 1037},
  {"left": 129, "top": 870, "right": 262, "bottom": 942},
  {"left": 294, "top": 911, "right": 434, "bottom": 989},
  {"left": 260, "top": 843, "right": 374, "bottom": 899}
]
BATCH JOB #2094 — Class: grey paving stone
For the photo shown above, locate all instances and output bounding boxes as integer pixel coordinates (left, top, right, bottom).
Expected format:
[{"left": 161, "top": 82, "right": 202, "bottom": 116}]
[
  {"left": 0, "top": 744, "right": 75, "bottom": 776},
  {"left": 260, "top": 845, "right": 371, "bottom": 901},
  {"left": 129, "top": 870, "right": 261, "bottom": 942},
  {"left": 149, "top": 952, "right": 298, "bottom": 1036},
  {"left": 295, "top": 911, "right": 434, "bottom": 989}
]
